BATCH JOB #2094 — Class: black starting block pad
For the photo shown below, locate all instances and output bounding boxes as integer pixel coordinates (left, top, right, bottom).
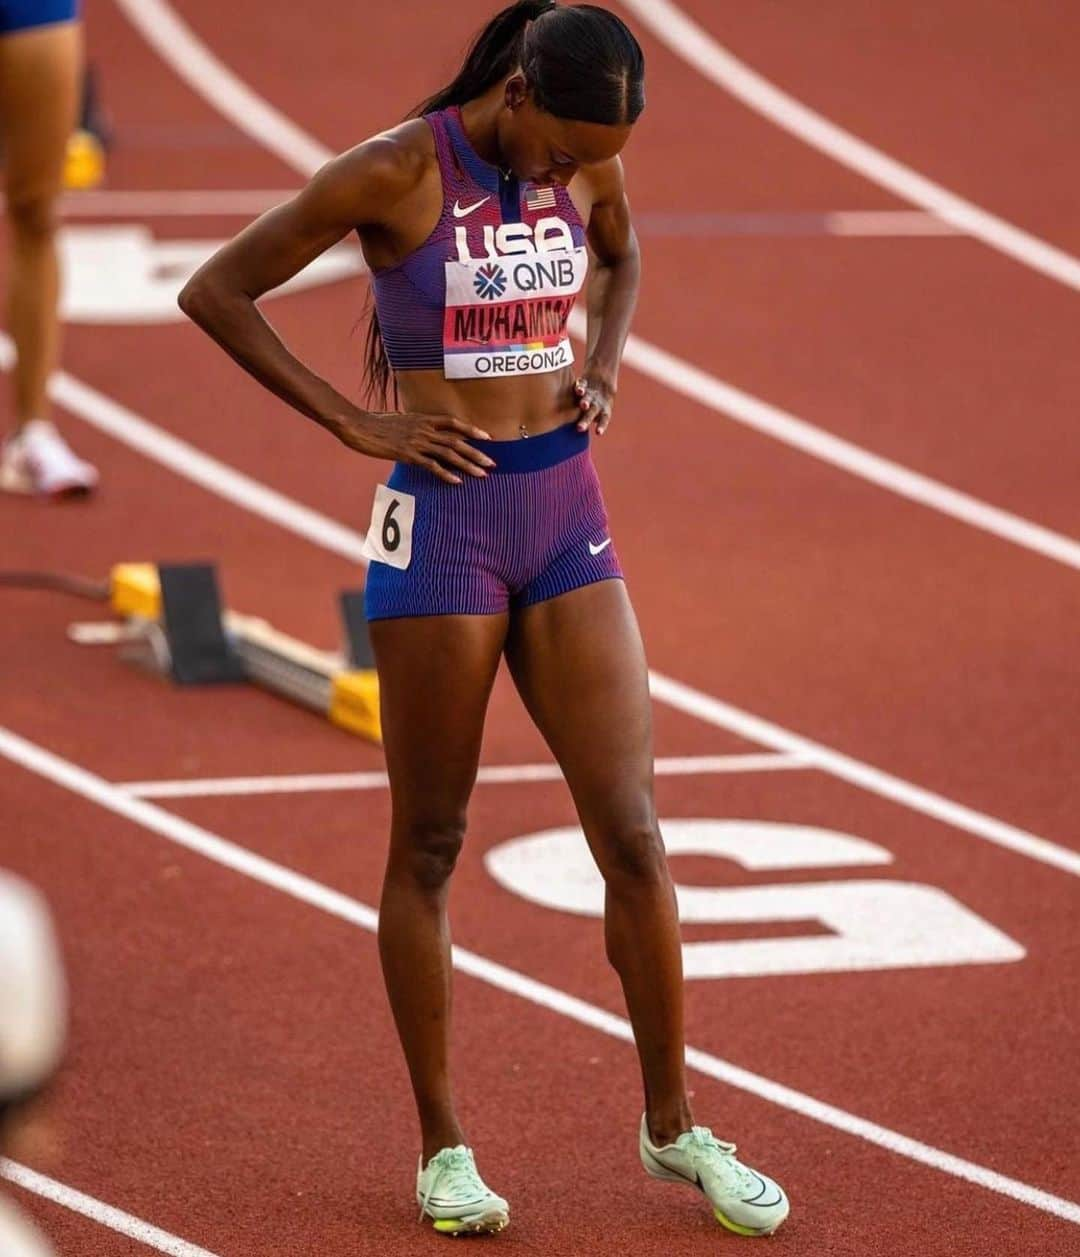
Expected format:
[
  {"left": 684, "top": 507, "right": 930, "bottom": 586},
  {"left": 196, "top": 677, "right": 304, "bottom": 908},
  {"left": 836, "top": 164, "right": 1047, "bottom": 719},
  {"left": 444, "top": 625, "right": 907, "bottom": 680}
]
[
  {"left": 339, "top": 590, "right": 375, "bottom": 669},
  {"left": 158, "top": 563, "right": 245, "bottom": 685}
]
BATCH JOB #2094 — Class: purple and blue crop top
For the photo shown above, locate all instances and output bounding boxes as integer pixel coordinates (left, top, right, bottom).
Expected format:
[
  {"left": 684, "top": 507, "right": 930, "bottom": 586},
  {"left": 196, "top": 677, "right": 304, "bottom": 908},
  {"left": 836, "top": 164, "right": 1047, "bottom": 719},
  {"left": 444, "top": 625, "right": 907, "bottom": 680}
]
[{"left": 370, "top": 106, "right": 588, "bottom": 381}]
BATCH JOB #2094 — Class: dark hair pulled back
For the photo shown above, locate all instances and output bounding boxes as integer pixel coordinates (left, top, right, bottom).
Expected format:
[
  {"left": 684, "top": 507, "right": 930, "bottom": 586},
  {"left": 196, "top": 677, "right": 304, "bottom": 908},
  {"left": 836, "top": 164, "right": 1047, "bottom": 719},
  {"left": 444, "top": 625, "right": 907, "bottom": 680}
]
[{"left": 363, "top": 2, "right": 644, "bottom": 404}]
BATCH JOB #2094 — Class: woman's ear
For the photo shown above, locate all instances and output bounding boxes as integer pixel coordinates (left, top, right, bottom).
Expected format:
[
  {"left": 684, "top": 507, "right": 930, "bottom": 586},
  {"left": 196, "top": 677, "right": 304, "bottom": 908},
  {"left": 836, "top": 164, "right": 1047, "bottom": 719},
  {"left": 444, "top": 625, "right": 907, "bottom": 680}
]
[{"left": 504, "top": 73, "right": 529, "bottom": 112}]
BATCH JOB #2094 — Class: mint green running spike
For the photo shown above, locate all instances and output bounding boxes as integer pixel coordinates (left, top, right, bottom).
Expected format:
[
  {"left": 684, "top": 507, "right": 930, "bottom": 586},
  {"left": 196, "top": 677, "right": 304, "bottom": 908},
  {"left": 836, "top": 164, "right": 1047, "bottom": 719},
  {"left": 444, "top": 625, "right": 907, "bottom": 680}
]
[
  {"left": 639, "top": 1114, "right": 790, "bottom": 1236},
  {"left": 417, "top": 1145, "right": 509, "bottom": 1236}
]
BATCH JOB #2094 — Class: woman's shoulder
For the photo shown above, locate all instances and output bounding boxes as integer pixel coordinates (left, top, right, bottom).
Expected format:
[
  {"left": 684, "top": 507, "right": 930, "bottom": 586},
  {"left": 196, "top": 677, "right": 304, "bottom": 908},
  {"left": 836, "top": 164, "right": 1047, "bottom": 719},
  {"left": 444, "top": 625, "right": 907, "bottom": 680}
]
[
  {"left": 340, "top": 118, "right": 437, "bottom": 194},
  {"left": 302, "top": 118, "right": 439, "bottom": 229}
]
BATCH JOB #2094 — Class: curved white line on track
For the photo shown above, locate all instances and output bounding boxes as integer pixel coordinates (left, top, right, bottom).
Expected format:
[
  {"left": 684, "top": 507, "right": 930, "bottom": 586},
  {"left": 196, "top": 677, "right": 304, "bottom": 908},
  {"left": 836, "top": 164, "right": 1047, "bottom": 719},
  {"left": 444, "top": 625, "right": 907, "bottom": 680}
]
[
  {"left": 0, "top": 1159, "right": 220, "bottom": 1257},
  {"left": 3, "top": 725, "right": 1078, "bottom": 1227},
  {"left": 112, "top": 0, "right": 329, "bottom": 176},
  {"left": 618, "top": 0, "right": 1080, "bottom": 293},
  {"left": 114, "top": 0, "right": 332, "bottom": 175},
  {"left": 113, "top": 0, "right": 1080, "bottom": 573}
]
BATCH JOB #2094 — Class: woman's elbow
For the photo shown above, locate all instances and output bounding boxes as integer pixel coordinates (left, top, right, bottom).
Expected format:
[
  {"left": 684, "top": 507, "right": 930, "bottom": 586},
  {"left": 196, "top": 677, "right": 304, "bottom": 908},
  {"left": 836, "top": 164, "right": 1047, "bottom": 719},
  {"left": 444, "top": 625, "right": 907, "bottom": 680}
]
[
  {"left": 177, "top": 274, "right": 211, "bottom": 323},
  {"left": 177, "top": 258, "right": 238, "bottom": 325}
]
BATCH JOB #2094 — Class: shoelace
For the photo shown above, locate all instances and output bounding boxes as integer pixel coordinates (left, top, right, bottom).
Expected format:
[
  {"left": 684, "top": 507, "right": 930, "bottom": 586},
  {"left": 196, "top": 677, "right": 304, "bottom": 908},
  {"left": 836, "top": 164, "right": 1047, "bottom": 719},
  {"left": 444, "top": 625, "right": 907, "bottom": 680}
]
[
  {"left": 418, "top": 1146, "right": 486, "bottom": 1221},
  {"left": 683, "top": 1126, "right": 759, "bottom": 1194}
]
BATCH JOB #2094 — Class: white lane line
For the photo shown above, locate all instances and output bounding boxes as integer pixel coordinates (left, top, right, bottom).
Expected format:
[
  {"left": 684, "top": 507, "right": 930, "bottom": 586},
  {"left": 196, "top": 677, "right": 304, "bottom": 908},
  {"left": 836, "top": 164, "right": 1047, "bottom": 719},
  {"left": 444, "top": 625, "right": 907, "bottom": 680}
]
[
  {"left": 825, "top": 210, "right": 960, "bottom": 236},
  {"left": 114, "top": 0, "right": 1080, "bottom": 573},
  {"left": 116, "top": 753, "right": 808, "bottom": 799},
  {"left": 618, "top": 0, "right": 1080, "bottom": 293},
  {"left": 1, "top": 1159, "right": 220, "bottom": 1257},
  {"left": 3, "top": 726, "right": 1077, "bottom": 1227},
  {"left": 55, "top": 189, "right": 296, "bottom": 217},
  {"left": 647, "top": 671, "right": 1080, "bottom": 879},
  {"left": 571, "top": 311, "right": 1080, "bottom": 573},
  {"left": 4, "top": 327, "right": 1074, "bottom": 875},
  {"left": 636, "top": 209, "right": 961, "bottom": 237}
]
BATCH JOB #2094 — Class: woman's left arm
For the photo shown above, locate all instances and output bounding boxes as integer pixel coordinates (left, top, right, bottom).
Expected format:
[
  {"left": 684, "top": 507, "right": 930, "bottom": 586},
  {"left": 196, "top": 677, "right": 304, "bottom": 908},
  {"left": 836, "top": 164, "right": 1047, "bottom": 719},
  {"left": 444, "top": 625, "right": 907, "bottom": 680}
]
[{"left": 575, "top": 157, "right": 641, "bottom": 435}]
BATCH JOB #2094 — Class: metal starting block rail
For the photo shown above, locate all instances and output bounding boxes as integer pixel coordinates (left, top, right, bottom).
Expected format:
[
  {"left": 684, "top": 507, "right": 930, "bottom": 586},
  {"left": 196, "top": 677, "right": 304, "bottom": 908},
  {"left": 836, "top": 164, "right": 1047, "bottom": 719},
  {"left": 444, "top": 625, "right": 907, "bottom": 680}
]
[{"left": 69, "top": 562, "right": 381, "bottom": 743}]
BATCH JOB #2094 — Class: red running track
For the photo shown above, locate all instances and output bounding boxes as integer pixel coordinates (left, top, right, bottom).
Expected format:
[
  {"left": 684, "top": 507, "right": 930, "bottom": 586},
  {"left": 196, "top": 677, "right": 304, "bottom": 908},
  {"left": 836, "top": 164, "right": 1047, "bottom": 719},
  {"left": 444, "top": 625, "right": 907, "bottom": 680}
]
[{"left": 2, "top": 2, "right": 1078, "bottom": 1254}]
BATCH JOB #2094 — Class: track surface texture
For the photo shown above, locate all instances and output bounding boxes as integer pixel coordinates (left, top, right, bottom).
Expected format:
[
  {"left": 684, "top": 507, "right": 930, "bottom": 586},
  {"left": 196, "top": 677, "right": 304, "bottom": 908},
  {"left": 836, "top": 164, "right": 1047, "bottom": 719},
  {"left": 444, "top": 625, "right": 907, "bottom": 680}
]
[{"left": 2, "top": 3, "right": 1078, "bottom": 1255}]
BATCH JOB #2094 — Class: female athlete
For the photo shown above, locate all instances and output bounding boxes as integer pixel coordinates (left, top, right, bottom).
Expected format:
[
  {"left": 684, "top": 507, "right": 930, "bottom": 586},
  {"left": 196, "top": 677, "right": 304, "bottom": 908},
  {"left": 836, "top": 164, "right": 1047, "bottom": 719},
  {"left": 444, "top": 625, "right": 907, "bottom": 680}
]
[
  {"left": 0, "top": 0, "right": 98, "bottom": 498},
  {"left": 180, "top": 0, "right": 789, "bottom": 1238}
]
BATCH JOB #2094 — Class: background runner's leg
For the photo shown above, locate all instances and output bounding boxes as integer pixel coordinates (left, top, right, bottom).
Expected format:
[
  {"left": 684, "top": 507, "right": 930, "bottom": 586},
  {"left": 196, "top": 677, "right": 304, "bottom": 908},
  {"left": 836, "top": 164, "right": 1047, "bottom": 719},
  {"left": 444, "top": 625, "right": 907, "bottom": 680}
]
[{"left": 0, "top": 21, "right": 81, "bottom": 428}]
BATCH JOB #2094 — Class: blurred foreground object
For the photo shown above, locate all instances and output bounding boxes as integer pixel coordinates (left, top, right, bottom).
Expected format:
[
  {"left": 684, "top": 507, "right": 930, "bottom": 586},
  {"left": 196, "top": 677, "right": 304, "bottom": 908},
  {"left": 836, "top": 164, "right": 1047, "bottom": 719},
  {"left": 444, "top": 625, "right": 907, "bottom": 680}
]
[
  {"left": 0, "top": 1195, "right": 55, "bottom": 1257},
  {"left": 0, "top": 872, "right": 67, "bottom": 1257},
  {"left": 0, "top": 873, "right": 66, "bottom": 1096}
]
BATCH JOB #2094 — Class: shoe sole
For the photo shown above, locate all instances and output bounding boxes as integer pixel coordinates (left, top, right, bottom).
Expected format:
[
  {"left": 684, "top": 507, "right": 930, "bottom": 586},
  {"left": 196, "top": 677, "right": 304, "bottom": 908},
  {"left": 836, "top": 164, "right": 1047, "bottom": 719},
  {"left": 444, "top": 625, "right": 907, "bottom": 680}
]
[
  {"left": 642, "top": 1144, "right": 789, "bottom": 1238},
  {"left": 428, "top": 1208, "right": 509, "bottom": 1236},
  {"left": 712, "top": 1205, "right": 786, "bottom": 1238},
  {"left": 44, "top": 480, "right": 96, "bottom": 500},
  {"left": 0, "top": 465, "right": 96, "bottom": 499}
]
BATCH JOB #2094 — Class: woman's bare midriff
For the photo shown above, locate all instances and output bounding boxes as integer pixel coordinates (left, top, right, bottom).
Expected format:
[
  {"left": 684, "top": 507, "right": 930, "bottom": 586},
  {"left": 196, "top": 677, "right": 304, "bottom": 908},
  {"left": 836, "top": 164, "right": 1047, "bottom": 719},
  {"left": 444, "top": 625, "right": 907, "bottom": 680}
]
[{"left": 395, "top": 364, "right": 581, "bottom": 441}]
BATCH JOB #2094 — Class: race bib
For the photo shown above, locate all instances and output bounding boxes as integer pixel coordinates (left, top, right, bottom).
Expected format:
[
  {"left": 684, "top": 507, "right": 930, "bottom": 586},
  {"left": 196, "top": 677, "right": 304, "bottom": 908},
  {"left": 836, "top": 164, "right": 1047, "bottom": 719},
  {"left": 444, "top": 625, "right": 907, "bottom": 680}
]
[
  {"left": 443, "top": 246, "right": 588, "bottom": 380},
  {"left": 361, "top": 484, "right": 415, "bottom": 570}
]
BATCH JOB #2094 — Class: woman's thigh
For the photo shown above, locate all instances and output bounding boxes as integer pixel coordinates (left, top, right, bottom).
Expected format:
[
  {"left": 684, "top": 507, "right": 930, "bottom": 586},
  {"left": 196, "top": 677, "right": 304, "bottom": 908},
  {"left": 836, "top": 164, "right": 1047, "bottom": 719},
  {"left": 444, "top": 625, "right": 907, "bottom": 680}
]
[
  {"left": 371, "top": 612, "right": 509, "bottom": 830},
  {"left": 504, "top": 579, "right": 658, "bottom": 862},
  {"left": 0, "top": 15, "right": 81, "bottom": 203}
]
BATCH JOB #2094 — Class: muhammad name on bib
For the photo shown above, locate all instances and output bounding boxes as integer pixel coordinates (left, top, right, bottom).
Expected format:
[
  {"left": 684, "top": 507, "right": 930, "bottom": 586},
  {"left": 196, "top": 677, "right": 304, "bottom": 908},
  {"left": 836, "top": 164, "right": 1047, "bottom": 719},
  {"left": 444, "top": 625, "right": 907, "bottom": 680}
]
[{"left": 443, "top": 217, "right": 588, "bottom": 380}]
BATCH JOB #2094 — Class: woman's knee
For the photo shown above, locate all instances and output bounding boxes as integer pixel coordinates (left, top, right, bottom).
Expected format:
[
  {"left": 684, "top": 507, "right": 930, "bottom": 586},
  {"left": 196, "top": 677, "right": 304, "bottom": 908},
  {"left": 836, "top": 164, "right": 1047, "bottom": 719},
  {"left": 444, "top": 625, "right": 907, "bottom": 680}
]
[
  {"left": 594, "top": 818, "right": 669, "bottom": 887},
  {"left": 390, "top": 815, "right": 468, "bottom": 890},
  {"left": 5, "top": 190, "right": 60, "bottom": 240}
]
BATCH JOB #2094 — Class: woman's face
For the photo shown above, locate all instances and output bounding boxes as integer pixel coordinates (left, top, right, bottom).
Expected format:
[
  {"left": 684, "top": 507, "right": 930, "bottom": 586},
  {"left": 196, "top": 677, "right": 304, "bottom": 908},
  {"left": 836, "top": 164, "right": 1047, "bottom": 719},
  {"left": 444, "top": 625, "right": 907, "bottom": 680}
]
[{"left": 499, "top": 76, "right": 634, "bottom": 185}]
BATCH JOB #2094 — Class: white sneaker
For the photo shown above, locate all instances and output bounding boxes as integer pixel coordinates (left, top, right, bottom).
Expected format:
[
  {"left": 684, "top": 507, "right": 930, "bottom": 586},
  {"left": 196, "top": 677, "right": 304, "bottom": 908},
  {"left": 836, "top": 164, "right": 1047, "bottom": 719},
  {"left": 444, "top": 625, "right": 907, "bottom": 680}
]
[
  {"left": 640, "top": 1114, "right": 790, "bottom": 1236},
  {"left": 0, "top": 419, "right": 98, "bottom": 498},
  {"left": 416, "top": 1144, "right": 509, "bottom": 1236}
]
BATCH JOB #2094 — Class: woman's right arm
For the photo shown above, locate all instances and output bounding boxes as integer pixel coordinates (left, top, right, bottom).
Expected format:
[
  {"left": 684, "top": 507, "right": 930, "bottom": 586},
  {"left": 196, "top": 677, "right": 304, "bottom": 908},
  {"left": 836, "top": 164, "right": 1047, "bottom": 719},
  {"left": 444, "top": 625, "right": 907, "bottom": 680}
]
[{"left": 177, "top": 135, "right": 494, "bottom": 484}]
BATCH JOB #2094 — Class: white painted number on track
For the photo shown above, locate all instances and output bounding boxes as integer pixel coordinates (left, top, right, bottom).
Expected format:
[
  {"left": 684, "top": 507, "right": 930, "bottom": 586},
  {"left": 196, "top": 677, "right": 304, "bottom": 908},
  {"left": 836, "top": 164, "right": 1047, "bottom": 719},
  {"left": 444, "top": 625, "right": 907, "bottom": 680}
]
[
  {"left": 59, "top": 227, "right": 363, "bottom": 324},
  {"left": 484, "top": 820, "right": 1025, "bottom": 978}
]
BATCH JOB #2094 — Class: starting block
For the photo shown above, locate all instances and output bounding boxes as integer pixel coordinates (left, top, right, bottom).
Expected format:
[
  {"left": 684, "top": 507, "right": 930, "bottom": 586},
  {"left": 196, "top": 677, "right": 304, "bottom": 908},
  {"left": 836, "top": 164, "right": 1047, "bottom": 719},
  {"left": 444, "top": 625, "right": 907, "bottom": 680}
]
[{"left": 73, "top": 562, "right": 381, "bottom": 743}]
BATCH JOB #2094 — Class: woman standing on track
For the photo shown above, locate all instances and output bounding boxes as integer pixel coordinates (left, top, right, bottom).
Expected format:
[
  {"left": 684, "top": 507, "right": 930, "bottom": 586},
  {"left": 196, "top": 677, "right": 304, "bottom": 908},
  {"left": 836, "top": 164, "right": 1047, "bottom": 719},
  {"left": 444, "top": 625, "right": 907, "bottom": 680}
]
[
  {"left": 180, "top": 1, "right": 789, "bottom": 1238},
  {"left": 0, "top": 1, "right": 98, "bottom": 497}
]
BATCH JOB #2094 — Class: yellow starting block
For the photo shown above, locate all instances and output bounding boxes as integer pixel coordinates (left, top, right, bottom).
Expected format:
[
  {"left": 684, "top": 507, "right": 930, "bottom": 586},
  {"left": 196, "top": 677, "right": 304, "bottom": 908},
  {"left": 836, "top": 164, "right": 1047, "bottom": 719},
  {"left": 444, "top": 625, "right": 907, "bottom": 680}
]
[
  {"left": 63, "top": 129, "right": 106, "bottom": 191},
  {"left": 100, "top": 562, "right": 380, "bottom": 744}
]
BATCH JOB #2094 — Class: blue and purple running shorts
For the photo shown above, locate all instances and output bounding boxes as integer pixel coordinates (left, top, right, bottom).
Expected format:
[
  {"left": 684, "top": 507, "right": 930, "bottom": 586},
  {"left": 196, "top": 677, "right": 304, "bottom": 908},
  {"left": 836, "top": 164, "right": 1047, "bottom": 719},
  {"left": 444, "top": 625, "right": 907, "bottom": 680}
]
[
  {"left": 0, "top": 1, "right": 79, "bottom": 35},
  {"left": 362, "top": 422, "right": 624, "bottom": 620}
]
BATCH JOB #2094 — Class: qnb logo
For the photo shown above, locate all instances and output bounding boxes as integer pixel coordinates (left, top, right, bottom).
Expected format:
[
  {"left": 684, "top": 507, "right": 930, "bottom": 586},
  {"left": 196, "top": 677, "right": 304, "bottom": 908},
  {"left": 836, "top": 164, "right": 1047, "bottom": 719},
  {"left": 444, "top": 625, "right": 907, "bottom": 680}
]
[{"left": 473, "top": 262, "right": 508, "bottom": 301}]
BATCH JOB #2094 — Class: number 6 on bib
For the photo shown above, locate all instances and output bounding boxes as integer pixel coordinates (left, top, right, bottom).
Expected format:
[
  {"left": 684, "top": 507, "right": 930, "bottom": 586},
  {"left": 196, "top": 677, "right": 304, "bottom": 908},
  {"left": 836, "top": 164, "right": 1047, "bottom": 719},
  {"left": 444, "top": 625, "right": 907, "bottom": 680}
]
[{"left": 362, "top": 484, "right": 415, "bottom": 569}]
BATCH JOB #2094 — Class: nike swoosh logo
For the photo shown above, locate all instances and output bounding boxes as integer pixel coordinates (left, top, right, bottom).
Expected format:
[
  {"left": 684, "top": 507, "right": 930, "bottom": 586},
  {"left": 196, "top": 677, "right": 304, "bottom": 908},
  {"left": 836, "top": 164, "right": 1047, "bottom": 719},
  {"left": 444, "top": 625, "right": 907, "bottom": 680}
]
[
  {"left": 453, "top": 196, "right": 490, "bottom": 218},
  {"left": 588, "top": 538, "right": 612, "bottom": 555}
]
